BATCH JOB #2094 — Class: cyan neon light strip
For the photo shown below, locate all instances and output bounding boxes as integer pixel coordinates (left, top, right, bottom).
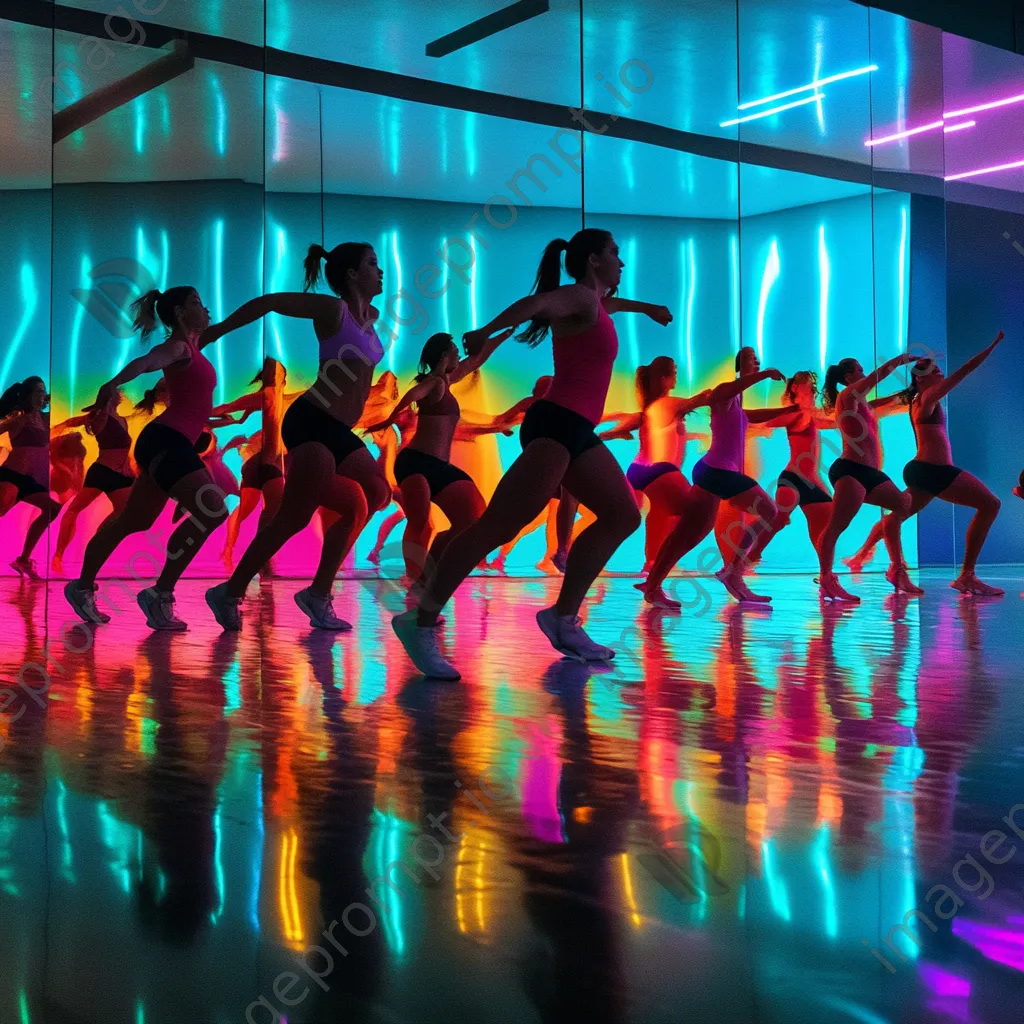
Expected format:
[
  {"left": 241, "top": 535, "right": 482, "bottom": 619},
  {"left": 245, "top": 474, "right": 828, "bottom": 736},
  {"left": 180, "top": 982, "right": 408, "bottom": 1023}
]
[
  {"left": 722, "top": 94, "right": 820, "bottom": 128},
  {"left": 818, "top": 226, "right": 830, "bottom": 373},
  {"left": 213, "top": 219, "right": 225, "bottom": 402},
  {"left": 685, "top": 238, "right": 696, "bottom": 390},
  {"left": 737, "top": 65, "right": 877, "bottom": 110},
  {"left": 729, "top": 233, "right": 740, "bottom": 353},
  {"left": 897, "top": 206, "right": 908, "bottom": 352},
  {"left": 756, "top": 240, "right": 780, "bottom": 363},
  {"left": 1, "top": 263, "right": 38, "bottom": 387},
  {"left": 440, "top": 237, "right": 451, "bottom": 334},
  {"left": 625, "top": 238, "right": 639, "bottom": 368},
  {"left": 69, "top": 255, "right": 90, "bottom": 414},
  {"left": 390, "top": 231, "right": 403, "bottom": 370}
]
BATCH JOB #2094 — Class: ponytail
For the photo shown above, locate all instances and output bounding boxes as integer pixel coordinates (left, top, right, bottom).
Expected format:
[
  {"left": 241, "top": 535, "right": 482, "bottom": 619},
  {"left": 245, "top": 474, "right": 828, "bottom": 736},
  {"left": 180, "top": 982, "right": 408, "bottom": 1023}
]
[
  {"left": 303, "top": 244, "right": 329, "bottom": 292},
  {"left": 823, "top": 358, "right": 858, "bottom": 412},
  {"left": 131, "top": 289, "right": 162, "bottom": 340},
  {"left": 416, "top": 333, "right": 455, "bottom": 381},
  {"left": 0, "top": 377, "right": 45, "bottom": 418},
  {"left": 129, "top": 285, "right": 196, "bottom": 342},
  {"left": 635, "top": 356, "right": 675, "bottom": 409},
  {"left": 635, "top": 364, "right": 652, "bottom": 409},
  {"left": 518, "top": 238, "right": 568, "bottom": 347}
]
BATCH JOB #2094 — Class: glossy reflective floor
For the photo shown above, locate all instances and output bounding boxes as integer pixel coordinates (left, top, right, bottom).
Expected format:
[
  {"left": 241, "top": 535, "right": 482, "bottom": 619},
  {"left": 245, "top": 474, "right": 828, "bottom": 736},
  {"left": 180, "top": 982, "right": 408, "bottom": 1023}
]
[{"left": 3, "top": 570, "right": 1024, "bottom": 1024}]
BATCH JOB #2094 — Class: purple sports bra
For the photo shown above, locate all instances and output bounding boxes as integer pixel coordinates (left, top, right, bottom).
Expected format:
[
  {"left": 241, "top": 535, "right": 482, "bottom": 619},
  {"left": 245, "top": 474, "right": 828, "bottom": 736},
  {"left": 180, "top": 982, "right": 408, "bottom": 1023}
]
[
  {"left": 318, "top": 304, "right": 384, "bottom": 366},
  {"left": 704, "top": 394, "right": 748, "bottom": 473}
]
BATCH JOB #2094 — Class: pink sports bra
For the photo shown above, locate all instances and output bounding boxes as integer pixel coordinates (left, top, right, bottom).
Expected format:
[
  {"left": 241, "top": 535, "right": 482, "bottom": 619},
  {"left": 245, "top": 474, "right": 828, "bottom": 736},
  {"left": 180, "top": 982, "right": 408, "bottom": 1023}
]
[
  {"left": 544, "top": 299, "right": 619, "bottom": 425},
  {"left": 318, "top": 303, "right": 384, "bottom": 366},
  {"left": 154, "top": 337, "right": 217, "bottom": 443},
  {"left": 418, "top": 381, "right": 460, "bottom": 418}
]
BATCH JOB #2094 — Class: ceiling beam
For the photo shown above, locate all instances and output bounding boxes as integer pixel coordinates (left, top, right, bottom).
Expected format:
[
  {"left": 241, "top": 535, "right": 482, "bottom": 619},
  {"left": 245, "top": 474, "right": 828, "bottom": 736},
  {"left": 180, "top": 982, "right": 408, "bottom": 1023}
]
[{"left": 425, "top": 0, "right": 550, "bottom": 58}]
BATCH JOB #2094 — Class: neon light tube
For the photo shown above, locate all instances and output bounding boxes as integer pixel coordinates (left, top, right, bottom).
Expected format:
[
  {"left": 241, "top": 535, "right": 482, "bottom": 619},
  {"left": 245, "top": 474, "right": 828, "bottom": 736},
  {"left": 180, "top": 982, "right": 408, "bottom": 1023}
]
[
  {"left": 946, "top": 158, "right": 1024, "bottom": 182},
  {"left": 721, "top": 94, "right": 820, "bottom": 128},
  {"left": 818, "top": 226, "right": 830, "bottom": 373},
  {"left": 943, "top": 120, "right": 976, "bottom": 133},
  {"left": 737, "top": 65, "right": 877, "bottom": 110},
  {"left": 944, "top": 91, "right": 1024, "bottom": 119},
  {"left": 865, "top": 120, "right": 944, "bottom": 146}
]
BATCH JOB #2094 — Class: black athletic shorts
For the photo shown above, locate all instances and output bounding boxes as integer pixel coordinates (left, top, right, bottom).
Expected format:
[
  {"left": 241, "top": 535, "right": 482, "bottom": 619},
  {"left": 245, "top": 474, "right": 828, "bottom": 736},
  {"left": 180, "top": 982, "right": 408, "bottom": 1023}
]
[
  {"left": 135, "top": 422, "right": 205, "bottom": 492},
  {"left": 282, "top": 396, "right": 365, "bottom": 468},
  {"left": 84, "top": 462, "right": 134, "bottom": 495},
  {"left": 626, "top": 461, "right": 678, "bottom": 492},
  {"left": 0, "top": 466, "right": 47, "bottom": 500},
  {"left": 778, "top": 469, "right": 832, "bottom": 507},
  {"left": 903, "top": 460, "right": 963, "bottom": 497},
  {"left": 241, "top": 456, "right": 284, "bottom": 491},
  {"left": 828, "top": 458, "right": 892, "bottom": 494},
  {"left": 394, "top": 448, "right": 472, "bottom": 499},
  {"left": 693, "top": 458, "right": 757, "bottom": 500},
  {"left": 520, "top": 400, "right": 603, "bottom": 463}
]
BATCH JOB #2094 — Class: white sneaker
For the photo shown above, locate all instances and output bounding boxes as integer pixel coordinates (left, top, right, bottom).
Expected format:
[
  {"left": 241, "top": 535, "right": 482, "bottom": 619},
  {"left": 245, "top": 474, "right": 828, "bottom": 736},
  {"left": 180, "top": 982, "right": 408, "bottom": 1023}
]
[
  {"left": 294, "top": 587, "right": 352, "bottom": 630},
  {"left": 137, "top": 587, "right": 188, "bottom": 631},
  {"left": 536, "top": 607, "right": 615, "bottom": 662},
  {"left": 206, "top": 582, "right": 242, "bottom": 630},
  {"left": 64, "top": 580, "right": 111, "bottom": 624},
  {"left": 392, "top": 610, "right": 460, "bottom": 680}
]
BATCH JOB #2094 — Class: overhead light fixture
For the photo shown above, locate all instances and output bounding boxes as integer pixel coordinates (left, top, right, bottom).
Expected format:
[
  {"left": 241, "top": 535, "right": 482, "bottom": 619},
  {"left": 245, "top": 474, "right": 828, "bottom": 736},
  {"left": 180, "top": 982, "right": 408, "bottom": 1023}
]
[
  {"left": 946, "top": 158, "right": 1024, "bottom": 182},
  {"left": 943, "top": 120, "right": 976, "bottom": 133},
  {"left": 864, "top": 119, "right": 944, "bottom": 146},
  {"left": 426, "top": 0, "right": 549, "bottom": 58},
  {"left": 737, "top": 65, "right": 877, "bottom": 110},
  {"left": 944, "top": 91, "right": 1024, "bottom": 119},
  {"left": 721, "top": 94, "right": 821, "bottom": 128}
]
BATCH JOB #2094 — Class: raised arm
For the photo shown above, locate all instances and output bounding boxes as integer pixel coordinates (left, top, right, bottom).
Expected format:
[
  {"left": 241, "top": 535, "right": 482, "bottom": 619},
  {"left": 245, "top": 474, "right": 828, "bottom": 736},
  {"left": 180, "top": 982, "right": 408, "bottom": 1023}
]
[
  {"left": 602, "top": 298, "right": 673, "bottom": 325},
  {"left": 463, "top": 287, "right": 593, "bottom": 355},
  {"left": 363, "top": 378, "right": 442, "bottom": 435},
  {"left": 847, "top": 352, "right": 916, "bottom": 398},
  {"left": 199, "top": 292, "right": 341, "bottom": 349},
  {"left": 710, "top": 368, "right": 785, "bottom": 404},
  {"left": 450, "top": 328, "right": 516, "bottom": 384},
  {"left": 918, "top": 331, "right": 1005, "bottom": 415}
]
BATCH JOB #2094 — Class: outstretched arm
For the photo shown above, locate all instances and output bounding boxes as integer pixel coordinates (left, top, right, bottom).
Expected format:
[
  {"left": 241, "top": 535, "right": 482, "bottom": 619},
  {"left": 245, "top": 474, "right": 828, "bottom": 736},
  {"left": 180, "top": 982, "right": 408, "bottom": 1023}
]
[
  {"left": 212, "top": 393, "right": 261, "bottom": 417},
  {"left": 919, "top": 330, "right": 1005, "bottom": 414},
  {"left": 598, "top": 412, "right": 643, "bottom": 441},
  {"left": 847, "top": 352, "right": 916, "bottom": 398},
  {"left": 670, "top": 390, "right": 713, "bottom": 417},
  {"left": 463, "top": 287, "right": 594, "bottom": 355},
  {"left": 52, "top": 413, "right": 92, "bottom": 432},
  {"left": 602, "top": 298, "right": 673, "bottom": 326},
  {"left": 710, "top": 368, "right": 785, "bottom": 404},
  {"left": 88, "top": 339, "right": 192, "bottom": 410},
  {"left": 450, "top": 327, "right": 516, "bottom": 384},
  {"left": 747, "top": 404, "right": 799, "bottom": 425},
  {"left": 363, "top": 378, "right": 441, "bottom": 434},
  {"left": 199, "top": 292, "right": 340, "bottom": 349}
]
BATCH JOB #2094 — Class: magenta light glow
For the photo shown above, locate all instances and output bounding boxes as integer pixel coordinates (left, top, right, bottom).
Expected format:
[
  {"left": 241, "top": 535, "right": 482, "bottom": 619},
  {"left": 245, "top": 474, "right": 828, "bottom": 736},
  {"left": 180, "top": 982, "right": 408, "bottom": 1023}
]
[
  {"left": 952, "top": 918, "right": 1024, "bottom": 973},
  {"left": 945, "top": 91, "right": 1024, "bottom": 119},
  {"left": 919, "top": 963, "right": 971, "bottom": 999},
  {"left": 946, "top": 158, "right": 1024, "bottom": 182},
  {"left": 865, "top": 120, "right": 944, "bottom": 147},
  {"left": 943, "top": 120, "right": 976, "bottom": 134}
]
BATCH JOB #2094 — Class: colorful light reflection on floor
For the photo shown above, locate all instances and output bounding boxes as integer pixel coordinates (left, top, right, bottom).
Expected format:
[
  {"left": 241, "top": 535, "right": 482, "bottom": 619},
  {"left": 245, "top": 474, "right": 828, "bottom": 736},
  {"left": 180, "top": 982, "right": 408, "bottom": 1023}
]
[{"left": 2, "top": 570, "right": 1024, "bottom": 1023}]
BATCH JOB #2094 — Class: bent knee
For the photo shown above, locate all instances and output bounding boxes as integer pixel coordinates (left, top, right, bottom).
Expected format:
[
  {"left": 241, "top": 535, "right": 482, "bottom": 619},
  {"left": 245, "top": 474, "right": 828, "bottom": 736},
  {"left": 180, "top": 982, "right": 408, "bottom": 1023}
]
[
  {"left": 610, "top": 502, "right": 643, "bottom": 537},
  {"left": 364, "top": 477, "right": 391, "bottom": 513},
  {"left": 982, "top": 495, "right": 1002, "bottom": 516}
]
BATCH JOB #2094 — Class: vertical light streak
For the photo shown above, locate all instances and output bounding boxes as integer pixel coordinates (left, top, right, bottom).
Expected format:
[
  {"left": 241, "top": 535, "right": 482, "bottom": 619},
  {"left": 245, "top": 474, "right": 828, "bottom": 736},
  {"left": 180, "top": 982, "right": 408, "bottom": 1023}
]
[
  {"left": 756, "top": 240, "right": 780, "bottom": 364},
  {"left": 620, "top": 853, "right": 642, "bottom": 928},
  {"left": 69, "top": 256, "right": 90, "bottom": 415},
  {"left": 440, "top": 237, "right": 451, "bottom": 334},
  {"left": 213, "top": 219, "right": 225, "bottom": 402},
  {"left": 897, "top": 205, "right": 908, "bottom": 352},
  {"left": 159, "top": 230, "right": 169, "bottom": 291},
  {"left": 625, "top": 238, "right": 639, "bottom": 367},
  {"left": 465, "top": 112, "right": 477, "bottom": 177},
  {"left": 469, "top": 237, "right": 478, "bottom": 330},
  {"left": 761, "top": 838, "right": 791, "bottom": 921},
  {"left": 685, "top": 238, "right": 697, "bottom": 390},
  {"left": 729, "top": 233, "right": 740, "bottom": 353},
  {"left": 389, "top": 231, "right": 403, "bottom": 371},
  {"left": 818, "top": 225, "right": 830, "bottom": 372},
  {"left": 814, "top": 824, "right": 838, "bottom": 938},
  {"left": 1, "top": 264, "right": 38, "bottom": 387}
]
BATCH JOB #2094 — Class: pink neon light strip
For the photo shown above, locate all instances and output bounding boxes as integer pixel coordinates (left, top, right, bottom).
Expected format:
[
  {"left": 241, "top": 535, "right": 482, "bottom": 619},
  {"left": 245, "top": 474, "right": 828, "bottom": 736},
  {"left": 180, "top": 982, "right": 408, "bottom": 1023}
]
[
  {"left": 865, "top": 119, "right": 944, "bottom": 146},
  {"left": 946, "top": 157, "right": 1024, "bottom": 182},
  {"left": 944, "top": 91, "right": 1024, "bottom": 119},
  {"left": 943, "top": 120, "right": 976, "bottom": 133}
]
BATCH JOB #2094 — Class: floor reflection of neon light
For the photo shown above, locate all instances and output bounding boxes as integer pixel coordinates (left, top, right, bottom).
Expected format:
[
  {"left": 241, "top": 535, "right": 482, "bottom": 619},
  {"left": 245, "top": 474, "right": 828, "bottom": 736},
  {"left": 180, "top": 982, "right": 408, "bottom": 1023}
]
[
  {"left": 721, "top": 94, "right": 820, "bottom": 129},
  {"left": 945, "top": 90, "right": 1024, "bottom": 119},
  {"left": 737, "top": 65, "right": 876, "bottom": 110},
  {"left": 898, "top": 206, "right": 908, "bottom": 352},
  {"left": 620, "top": 853, "right": 642, "bottom": 928},
  {"left": 813, "top": 824, "right": 837, "bottom": 938},
  {"left": 279, "top": 829, "right": 303, "bottom": 946},
  {"left": 18, "top": 989, "right": 29, "bottom": 1024},
  {"left": 946, "top": 158, "right": 1024, "bottom": 182},
  {"left": 761, "top": 839, "right": 790, "bottom": 921},
  {"left": 756, "top": 241, "right": 780, "bottom": 364},
  {"left": 818, "top": 226, "right": 830, "bottom": 372}
]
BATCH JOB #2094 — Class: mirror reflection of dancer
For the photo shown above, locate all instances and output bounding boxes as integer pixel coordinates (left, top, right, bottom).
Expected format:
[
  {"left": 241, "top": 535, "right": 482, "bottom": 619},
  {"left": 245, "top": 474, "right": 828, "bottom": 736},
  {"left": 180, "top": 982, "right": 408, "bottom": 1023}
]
[
  {"left": 51, "top": 388, "right": 136, "bottom": 575},
  {"left": 365, "top": 405, "right": 417, "bottom": 567},
  {"left": 206, "top": 242, "right": 392, "bottom": 631},
  {"left": 0, "top": 377, "right": 61, "bottom": 579},
  {"left": 364, "top": 331, "right": 511, "bottom": 590},
  {"left": 743, "top": 370, "right": 835, "bottom": 567},
  {"left": 848, "top": 332, "right": 1006, "bottom": 597},
  {"left": 394, "top": 229, "right": 670, "bottom": 679},
  {"left": 814, "top": 352, "right": 917, "bottom": 602},
  {"left": 637, "top": 347, "right": 792, "bottom": 608},
  {"left": 599, "top": 357, "right": 710, "bottom": 573},
  {"left": 64, "top": 286, "right": 235, "bottom": 629}
]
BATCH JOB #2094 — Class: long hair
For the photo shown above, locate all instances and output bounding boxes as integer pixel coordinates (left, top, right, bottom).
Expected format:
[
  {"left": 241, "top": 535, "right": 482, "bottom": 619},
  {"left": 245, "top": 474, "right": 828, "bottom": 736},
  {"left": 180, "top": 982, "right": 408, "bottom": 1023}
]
[
  {"left": 519, "top": 228, "right": 613, "bottom": 347},
  {"left": 129, "top": 286, "right": 196, "bottom": 342},
  {"left": 895, "top": 357, "right": 935, "bottom": 406},
  {"left": 0, "top": 376, "right": 45, "bottom": 418},
  {"left": 303, "top": 242, "right": 373, "bottom": 298},
  {"left": 635, "top": 356, "right": 675, "bottom": 409},
  {"left": 416, "top": 333, "right": 454, "bottom": 381},
  {"left": 783, "top": 370, "right": 818, "bottom": 405},
  {"left": 823, "top": 358, "right": 860, "bottom": 412}
]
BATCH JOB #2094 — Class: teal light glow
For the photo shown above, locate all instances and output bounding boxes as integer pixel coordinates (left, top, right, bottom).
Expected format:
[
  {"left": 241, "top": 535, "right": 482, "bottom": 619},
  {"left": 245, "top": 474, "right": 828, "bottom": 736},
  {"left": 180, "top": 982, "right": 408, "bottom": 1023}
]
[
  {"left": 371, "top": 810, "right": 406, "bottom": 956},
  {"left": 1, "top": 263, "right": 38, "bottom": 387},
  {"left": 388, "top": 102, "right": 401, "bottom": 177},
  {"left": 210, "top": 73, "right": 227, "bottom": 156},
  {"left": 439, "top": 108, "right": 448, "bottom": 177},
  {"left": 756, "top": 240, "right": 781, "bottom": 363},
  {"left": 134, "top": 93, "right": 145, "bottom": 154},
  {"left": 685, "top": 238, "right": 697, "bottom": 389},
  {"left": 159, "top": 230, "right": 169, "bottom": 291},
  {"left": 211, "top": 805, "right": 225, "bottom": 924},
  {"left": 389, "top": 231, "right": 403, "bottom": 371},
  {"left": 223, "top": 658, "right": 241, "bottom": 715},
  {"left": 251, "top": 772, "right": 263, "bottom": 932},
  {"left": 624, "top": 238, "right": 639, "bottom": 367},
  {"left": 761, "top": 839, "right": 791, "bottom": 921},
  {"left": 18, "top": 989, "right": 29, "bottom": 1024},
  {"left": 127, "top": 226, "right": 156, "bottom": 374},
  {"left": 813, "top": 824, "right": 837, "bottom": 938},
  {"left": 97, "top": 801, "right": 134, "bottom": 894},
  {"left": 729, "top": 233, "right": 740, "bottom": 352},
  {"left": 440, "top": 237, "right": 451, "bottom": 334},
  {"left": 213, "top": 219, "right": 225, "bottom": 403},
  {"left": 624, "top": 143, "right": 635, "bottom": 191},
  {"left": 897, "top": 205, "right": 908, "bottom": 351},
  {"left": 469, "top": 237, "right": 479, "bottom": 330},
  {"left": 813, "top": 38, "right": 826, "bottom": 132},
  {"left": 818, "top": 225, "right": 830, "bottom": 372},
  {"left": 69, "top": 256, "right": 91, "bottom": 414},
  {"left": 465, "top": 112, "right": 478, "bottom": 178},
  {"left": 159, "top": 92, "right": 170, "bottom": 138},
  {"left": 271, "top": 227, "right": 288, "bottom": 361},
  {"left": 135, "top": 1000, "right": 144, "bottom": 1024},
  {"left": 55, "top": 779, "right": 76, "bottom": 885}
]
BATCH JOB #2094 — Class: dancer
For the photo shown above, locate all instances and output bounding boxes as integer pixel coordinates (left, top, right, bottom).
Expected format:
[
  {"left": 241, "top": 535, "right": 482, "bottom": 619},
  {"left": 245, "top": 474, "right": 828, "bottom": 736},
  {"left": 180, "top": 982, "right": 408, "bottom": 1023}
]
[
  {"left": 600, "top": 356, "right": 711, "bottom": 571},
  {"left": 64, "top": 286, "right": 232, "bottom": 629},
  {"left": 205, "top": 241, "right": 391, "bottom": 631},
  {"left": 51, "top": 389, "right": 136, "bottom": 574},
  {"left": 0, "top": 377, "right": 61, "bottom": 579},
  {"left": 49, "top": 431, "right": 87, "bottom": 505},
  {"left": 850, "top": 332, "right": 1006, "bottom": 596},
  {"left": 365, "top": 405, "right": 417, "bottom": 568},
  {"left": 637, "top": 347, "right": 791, "bottom": 607},
  {"left": 364, "top": 330, "right": 512, "bottom": 587},
  {"left": 814, "top": 352, "right": 917, "bottom": 602},
  {"left": 393, "top": 229, "right": 669, "bottom": 679}
]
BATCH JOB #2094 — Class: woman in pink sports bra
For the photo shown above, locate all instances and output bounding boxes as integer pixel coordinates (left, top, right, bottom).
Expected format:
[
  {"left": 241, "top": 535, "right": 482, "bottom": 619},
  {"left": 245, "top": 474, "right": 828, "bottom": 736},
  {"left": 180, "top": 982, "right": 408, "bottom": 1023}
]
[
  {"left": 205, "top": 242, "right": 392, "bottom": 632},
  {"left": 392, "top": 228, "right": 673, "bottom": 681},
  {"left": 64, "top": 285, "right": 239, "bottom": 630},
  {"left": 0, "top": 376, "right": 62, "bottom": 578}
]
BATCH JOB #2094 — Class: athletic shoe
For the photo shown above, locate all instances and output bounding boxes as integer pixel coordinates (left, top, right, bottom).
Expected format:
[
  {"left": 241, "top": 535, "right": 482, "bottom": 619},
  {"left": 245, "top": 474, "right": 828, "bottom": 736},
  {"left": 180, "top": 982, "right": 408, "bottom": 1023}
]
[
  {"left": 392, "top": 610, "right": 461, "bottom": 680},
  {"left": 137, "top": 587, "right": 188, "bottom": 630},
  {"left": 206, "top": 582, "right": 242, "bottom": 630},
  {"left": 294, "top": 587, "right": 352, "bottom": 630},
  {"left": 551, "top": 550, "right": 568, "bottom": 574},
  {"left": 64, "top": 580, "right": 111, "bottom": 624},
  {"left": 536, "top": 607, "right": 615, "bottom": 662},
  {"left": 11, "top": 557, "right": 40, "bottom": 580}
]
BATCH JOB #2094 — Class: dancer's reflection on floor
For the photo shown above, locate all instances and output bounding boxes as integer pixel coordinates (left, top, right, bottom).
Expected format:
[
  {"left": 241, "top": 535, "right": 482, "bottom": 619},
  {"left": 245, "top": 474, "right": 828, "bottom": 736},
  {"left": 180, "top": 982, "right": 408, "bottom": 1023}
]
[
  {"left": 509, "top": 658, "right": 639, "bottom": 1024},
  {"left": 134, "top": 631, "right": 230, "bottom": 944}
]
